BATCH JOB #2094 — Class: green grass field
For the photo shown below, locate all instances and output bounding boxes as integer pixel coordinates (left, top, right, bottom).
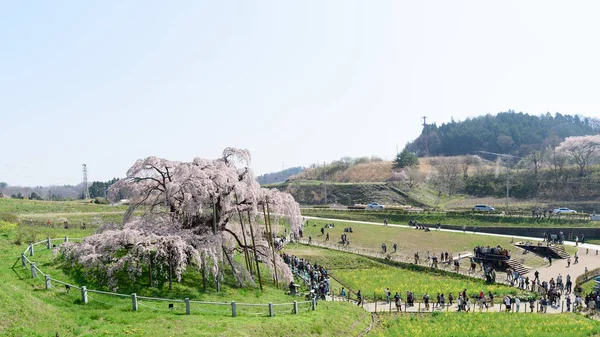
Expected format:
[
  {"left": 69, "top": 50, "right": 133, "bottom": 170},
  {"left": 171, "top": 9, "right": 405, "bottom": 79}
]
[
  {"left": 301, "top": 208, "right": 594, "bottom": 228},
  {"left": 372, "top": 312, "right": 600, "bottom": 337},
  {"left": 0, "top": 198, "right": 128, "bottom": 214},
  {"left": 299, "top": 218, "right": 551, "bottom": 269},
  {"left": 283, "top": 244, "right": 530, "bottom": 300},
  {"left": 0, "top": 225, "right": 370, "bottom": 336}
]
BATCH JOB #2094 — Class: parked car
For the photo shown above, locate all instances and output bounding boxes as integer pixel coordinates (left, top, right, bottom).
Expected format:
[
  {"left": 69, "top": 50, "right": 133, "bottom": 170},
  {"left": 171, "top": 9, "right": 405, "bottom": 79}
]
[
  {"left": 472, "top": 204, "right": 494, "bottom": 212},
  {"left": 367, "top": 203, "right": 384, "bottom": 210},
  {"left": 553, "top": 207, "right": 577, "bottom": 214}
]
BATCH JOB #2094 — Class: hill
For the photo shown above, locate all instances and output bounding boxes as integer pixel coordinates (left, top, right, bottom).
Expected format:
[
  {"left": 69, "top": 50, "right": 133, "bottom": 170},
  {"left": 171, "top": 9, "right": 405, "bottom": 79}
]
[
  {"left": 407, "top": 111, "right": 600, "bottom": 157},
  {"left": 256, "top": 166, "right": 304, "bottom": 185},
  {"left": 289, "top": 157, "right": 392, "bottom": 183}
]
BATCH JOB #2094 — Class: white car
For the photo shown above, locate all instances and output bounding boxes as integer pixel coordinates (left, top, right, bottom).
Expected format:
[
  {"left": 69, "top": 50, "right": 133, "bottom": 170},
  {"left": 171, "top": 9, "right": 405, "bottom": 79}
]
[
  {"left": 472, "top": 204, "right": 494, "bottom": 212},
  {"left": 553, "top": 208, "right": 577, "bottom": 214},
  {"left": 367, "top": 203, "right": 384, "bottom": 210}
]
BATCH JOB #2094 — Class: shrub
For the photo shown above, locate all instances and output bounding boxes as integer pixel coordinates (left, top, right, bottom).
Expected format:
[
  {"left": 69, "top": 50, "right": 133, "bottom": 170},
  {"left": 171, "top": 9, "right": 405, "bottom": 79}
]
[{"left": 94, "top": 197, "right": 110, "bottom": 205}]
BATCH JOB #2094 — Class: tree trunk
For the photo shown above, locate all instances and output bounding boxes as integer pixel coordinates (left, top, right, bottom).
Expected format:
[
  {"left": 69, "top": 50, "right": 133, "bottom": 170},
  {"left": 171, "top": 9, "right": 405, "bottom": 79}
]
[{"left": 234, "top": 195, "right": 252, "bottom": 274}]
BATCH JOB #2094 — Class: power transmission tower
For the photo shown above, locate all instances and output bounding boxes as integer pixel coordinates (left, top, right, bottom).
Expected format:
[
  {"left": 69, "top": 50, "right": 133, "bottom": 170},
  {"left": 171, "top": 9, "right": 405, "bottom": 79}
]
[
  {"left": 422, "top": 116, "right": 429, "bottom": 157},
  {"left": 82, "top": 164, "right": 90, "bottom": 200},
  {"left": 323, "top": 162, "right": 327, "bottom": 205},
  {"left": 477, "top": 151, "right": 523, "bottom": 211}
]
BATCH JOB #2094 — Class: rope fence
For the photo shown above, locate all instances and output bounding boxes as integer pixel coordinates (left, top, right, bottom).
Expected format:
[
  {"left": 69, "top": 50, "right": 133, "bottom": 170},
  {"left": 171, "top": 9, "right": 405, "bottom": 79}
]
[{"left": 19, "top": 237, "right": 318, "bottom": 318}]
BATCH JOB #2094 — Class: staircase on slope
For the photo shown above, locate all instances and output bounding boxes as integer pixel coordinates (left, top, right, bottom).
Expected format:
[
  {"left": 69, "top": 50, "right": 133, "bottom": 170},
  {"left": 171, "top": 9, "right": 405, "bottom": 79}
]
[
  {"left": 506, "top": 259, "right": 530, "bottom": 276},
  {"left": 548, "top": 245, "right": 571, "bottom": 259}
]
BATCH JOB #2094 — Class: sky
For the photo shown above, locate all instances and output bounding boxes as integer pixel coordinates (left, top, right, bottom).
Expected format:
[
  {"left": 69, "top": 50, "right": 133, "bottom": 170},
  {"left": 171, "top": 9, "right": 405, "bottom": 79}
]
[{"left": 2, "top": 1, "right": 600, "bottom": 186}]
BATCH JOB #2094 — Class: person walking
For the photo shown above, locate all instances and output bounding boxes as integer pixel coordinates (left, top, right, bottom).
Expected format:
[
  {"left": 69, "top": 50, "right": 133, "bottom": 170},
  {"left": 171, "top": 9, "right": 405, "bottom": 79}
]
[
  {"left": 567, "top": 257, "right": 571, "bottom": 268},
  {"left": 574, "top": 252, "right": 579, "bottom": 264},
  {"left": 394, "top": 292, "right": 402, "bottom": 312},
  {"left": 356, "top": 290, "right": 362, "bottom": 306}
]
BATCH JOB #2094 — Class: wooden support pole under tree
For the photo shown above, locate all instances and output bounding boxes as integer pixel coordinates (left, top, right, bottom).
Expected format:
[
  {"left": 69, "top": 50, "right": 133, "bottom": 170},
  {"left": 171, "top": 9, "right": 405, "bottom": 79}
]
[
  {"left": 247, "top": 211, "right": 263, "bottom": 291},
  {"left": 201, "top": 251, "right": 207, "bottom": 292},
  {"left": 168, "top": 253, "right": 173, "bottom": 290},
  {"left": 212, "top": 201, "right": 217, "bottom": 235},
  {"left": 264, "top": 202, "right": 278, "bottom": 287}
]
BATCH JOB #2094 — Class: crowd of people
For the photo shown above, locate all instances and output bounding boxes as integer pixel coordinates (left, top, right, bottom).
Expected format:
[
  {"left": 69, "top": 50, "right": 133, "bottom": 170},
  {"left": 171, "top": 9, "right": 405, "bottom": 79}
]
[{"left": 281, "top": 252, "right": 331, "bottom": 301}]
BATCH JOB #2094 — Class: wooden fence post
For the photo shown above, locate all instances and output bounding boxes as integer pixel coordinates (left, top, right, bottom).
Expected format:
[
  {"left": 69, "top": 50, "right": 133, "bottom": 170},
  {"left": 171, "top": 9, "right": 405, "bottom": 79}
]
[
  {"left": 185, "top": 298, "right": 190, "bottom": 315},
  {"left": 232, "top": 301, "right": 237, "bottom": 317},
  {"left": 21, "top": 253, "right": 26, "bottom": 267},
  {"left": 46, "top": 238, "right": 51, "bottom": 249},
  {"left": 132, "top": 293, "right": 138, "bottom": 311},
  {"left": 293, "top": 301, "right": 298, "bottom": 314},
  {"left": 312, "top": 298, "right": 317, "bottom": 310},
  {"left": 81, "top": 286, "right": 88, "bottom": 304},
  {"left": 31, "top": 263, "right": 36, "bottom": 279},
  {"left": 64, "top": 236, "right": 68, "bottom": 243},
  {"left": 45, "top": 275, "right": 51, "bottom": 289},
  {"left": 374, "top": 292, "right": 377, "bottom": 312},
  {"left": 29, "top": 244, "right": 34, "bottom": 256},
  {"left": 269, "top": 302, "right": 274, "bottom": 317}
]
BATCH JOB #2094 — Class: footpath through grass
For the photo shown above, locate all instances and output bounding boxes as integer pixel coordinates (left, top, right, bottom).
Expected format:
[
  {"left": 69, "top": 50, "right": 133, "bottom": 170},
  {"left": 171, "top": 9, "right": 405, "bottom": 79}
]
[
  {"left": 0, "top": 225, "right": 370, "bottom": 337},
  {"left": 372, "top": 312, "right": 600, "bottom": 337},
  {"left": 284, "top": 244, "right": 530, "bottom": 300}
]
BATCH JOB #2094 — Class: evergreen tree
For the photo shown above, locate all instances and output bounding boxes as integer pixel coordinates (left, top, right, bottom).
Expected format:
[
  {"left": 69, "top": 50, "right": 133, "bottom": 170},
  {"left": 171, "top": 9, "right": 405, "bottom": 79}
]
[{"left": 393, "top": 148, "right": 419, "bottom": 169}]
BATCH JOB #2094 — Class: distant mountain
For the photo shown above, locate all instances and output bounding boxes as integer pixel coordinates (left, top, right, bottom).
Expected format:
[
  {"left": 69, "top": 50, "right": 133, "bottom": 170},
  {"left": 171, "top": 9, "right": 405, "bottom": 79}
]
[
  {"left": 407, "top": 111, "right": 600, "bottom": 157},
  {"left": 256, "top": 166, "right": 304, "bottom": 185}
]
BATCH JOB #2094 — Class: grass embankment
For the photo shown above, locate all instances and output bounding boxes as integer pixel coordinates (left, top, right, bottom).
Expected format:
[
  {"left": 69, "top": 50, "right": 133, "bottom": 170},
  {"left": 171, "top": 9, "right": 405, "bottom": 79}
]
[
  {"left": 0, "top": 198, "right": 130, "bottom": 227},
  {"left": 284, "top": 244, "right": 530, "bottom": 300},
  {"left": 300, "top": 218, "right": 548, "bottom": 269},
  {"left": 301, "top": 208, "right": 594, "bottom": 228},
  {"left": 372, "top": 312, "right": 600, "bottom": 337},
  {"left": 0, "top": 225, "right": 370, "bottom": 337}
]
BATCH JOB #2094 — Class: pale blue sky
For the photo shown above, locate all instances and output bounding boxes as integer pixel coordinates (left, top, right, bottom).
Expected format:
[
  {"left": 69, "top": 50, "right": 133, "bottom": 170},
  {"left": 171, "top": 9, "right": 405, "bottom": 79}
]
[{"left": 2, "top": 1, "right": 600, "bottom": 186}]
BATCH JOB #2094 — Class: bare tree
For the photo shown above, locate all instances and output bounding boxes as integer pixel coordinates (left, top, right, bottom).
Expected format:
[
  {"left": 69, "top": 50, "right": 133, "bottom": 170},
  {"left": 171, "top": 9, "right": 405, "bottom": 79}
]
[
  {"left": 460, "top": 155, "right": 482, "bottom": 180},
  {"left": 430, "top": 157, "right": 463, "bottom": 196}
]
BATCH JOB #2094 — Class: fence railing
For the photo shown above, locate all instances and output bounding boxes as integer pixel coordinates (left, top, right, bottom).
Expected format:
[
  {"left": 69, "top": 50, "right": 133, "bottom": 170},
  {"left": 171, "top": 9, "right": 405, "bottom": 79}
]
[{"left": 20, "top": 237, "right": 317, "bottom": 317}]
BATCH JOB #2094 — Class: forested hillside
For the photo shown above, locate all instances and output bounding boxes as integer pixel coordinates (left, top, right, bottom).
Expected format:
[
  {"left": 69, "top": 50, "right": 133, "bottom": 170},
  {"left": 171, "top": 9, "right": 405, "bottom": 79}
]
[
  {"left": 408, "top": 111, "right": 600, "bottom": 157},
  {"left": 256, "top": 166, "right": 304, "bottom": 185}
]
